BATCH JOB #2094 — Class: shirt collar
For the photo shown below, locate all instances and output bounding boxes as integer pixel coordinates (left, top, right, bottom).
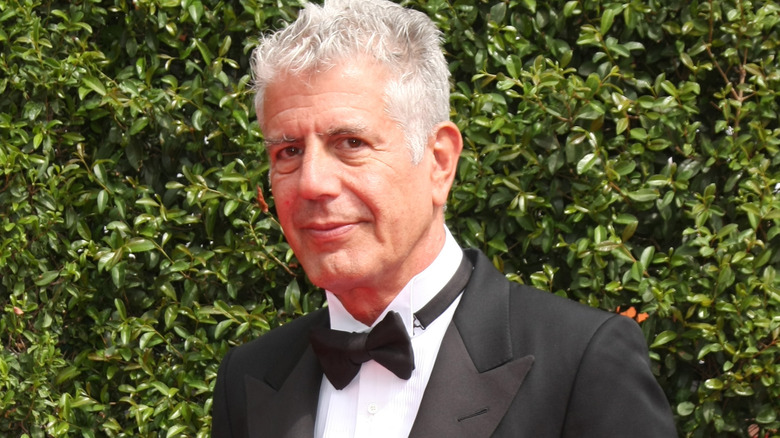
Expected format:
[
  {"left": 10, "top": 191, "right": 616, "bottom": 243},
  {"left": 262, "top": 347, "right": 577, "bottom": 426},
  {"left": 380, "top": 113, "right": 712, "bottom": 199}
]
[{"left": 325, "top": 227, "right": 462, "bottom": 335}]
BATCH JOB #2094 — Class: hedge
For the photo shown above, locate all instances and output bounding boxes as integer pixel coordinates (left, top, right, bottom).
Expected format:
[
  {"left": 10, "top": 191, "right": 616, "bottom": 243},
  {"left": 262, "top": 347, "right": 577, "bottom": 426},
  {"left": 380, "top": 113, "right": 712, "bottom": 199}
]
[{"left": 0, "top": 0, "right": 778, "bottom": 437}]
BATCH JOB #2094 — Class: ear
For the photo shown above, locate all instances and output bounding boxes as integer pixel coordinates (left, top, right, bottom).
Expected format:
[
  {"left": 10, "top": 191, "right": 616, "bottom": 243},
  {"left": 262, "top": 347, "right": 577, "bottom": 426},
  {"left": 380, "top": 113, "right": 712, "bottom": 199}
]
[{"left": 429, "top": 121, "right": 463, "bottom": 208}]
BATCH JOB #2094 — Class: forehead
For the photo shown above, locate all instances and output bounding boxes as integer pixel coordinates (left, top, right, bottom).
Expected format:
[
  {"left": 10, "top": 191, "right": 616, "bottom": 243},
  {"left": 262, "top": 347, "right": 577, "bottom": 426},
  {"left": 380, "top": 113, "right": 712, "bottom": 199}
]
[{"left": 261, "top": 62, "right": 394, "bottom": 138}]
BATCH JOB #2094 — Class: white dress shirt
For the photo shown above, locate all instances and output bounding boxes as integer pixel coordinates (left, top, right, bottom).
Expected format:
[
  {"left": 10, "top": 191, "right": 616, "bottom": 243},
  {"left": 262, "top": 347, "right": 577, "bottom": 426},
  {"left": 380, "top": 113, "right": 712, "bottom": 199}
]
[{"left": 314, "top": 228, "right": 464, "bottom": 438}]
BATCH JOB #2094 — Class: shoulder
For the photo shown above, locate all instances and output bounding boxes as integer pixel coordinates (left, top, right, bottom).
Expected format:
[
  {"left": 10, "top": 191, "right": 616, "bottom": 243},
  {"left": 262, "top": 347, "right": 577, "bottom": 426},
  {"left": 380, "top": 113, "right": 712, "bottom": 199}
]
[
  {"left": 459, "top": 249, "right": 639, "bottom": 368},
  {"left": 502, "top": 281, "right": 654, "bottom": 392},
  {"left": 479, "top": 274, "right": 676, "bottom": 436},
  {"left": 462, "top": 248, "right": 636, "bottom": 357},
  {"left": 509, "top": 283, "right": 614, "bottom": 329},
  {"left": 219, "top": 309, "right": 328, "bottom": 378},
  {"left": 508, "top": 280, "right": 635, "bottom": 349},
  {"left": 463, "top": 248, "right": 616, "bottom": 334}
]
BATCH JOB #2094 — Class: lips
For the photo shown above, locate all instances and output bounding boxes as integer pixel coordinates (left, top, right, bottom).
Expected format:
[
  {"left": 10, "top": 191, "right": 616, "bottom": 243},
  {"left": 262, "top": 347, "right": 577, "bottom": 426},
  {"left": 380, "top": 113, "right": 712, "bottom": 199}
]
[{"left": 299, "top": 221, "right": 360, "bottom": 242}]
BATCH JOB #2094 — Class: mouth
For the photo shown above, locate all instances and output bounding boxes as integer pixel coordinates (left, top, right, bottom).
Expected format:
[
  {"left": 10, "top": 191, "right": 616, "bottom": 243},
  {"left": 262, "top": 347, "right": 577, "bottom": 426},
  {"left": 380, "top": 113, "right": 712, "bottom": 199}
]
[{"left": 300, "top": 222, "right": 359, "bottom": 241}]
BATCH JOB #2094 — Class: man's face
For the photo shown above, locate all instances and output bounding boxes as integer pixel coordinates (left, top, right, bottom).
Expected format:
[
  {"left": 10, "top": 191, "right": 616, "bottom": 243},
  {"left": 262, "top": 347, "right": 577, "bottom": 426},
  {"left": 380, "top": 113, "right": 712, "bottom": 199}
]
[{"left": 262, "top": 62, "right": 446, "bottom": 303}]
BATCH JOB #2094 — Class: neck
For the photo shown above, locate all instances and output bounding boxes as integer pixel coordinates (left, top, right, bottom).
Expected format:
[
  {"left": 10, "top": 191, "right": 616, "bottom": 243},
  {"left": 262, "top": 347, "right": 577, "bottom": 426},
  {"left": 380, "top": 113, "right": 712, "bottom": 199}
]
[
  {"left": 331, "top": 222, "right": 448, "bottom": 326},
  {"left": 333, "top": 288, "right": 397, "bottom": 326}
]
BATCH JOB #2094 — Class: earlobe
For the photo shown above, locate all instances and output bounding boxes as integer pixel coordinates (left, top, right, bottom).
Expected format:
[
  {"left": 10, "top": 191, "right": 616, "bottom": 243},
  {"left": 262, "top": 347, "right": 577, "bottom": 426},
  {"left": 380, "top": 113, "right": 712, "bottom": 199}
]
[{"left": 430, "top": 121, "right": 463, "bottom": 207}]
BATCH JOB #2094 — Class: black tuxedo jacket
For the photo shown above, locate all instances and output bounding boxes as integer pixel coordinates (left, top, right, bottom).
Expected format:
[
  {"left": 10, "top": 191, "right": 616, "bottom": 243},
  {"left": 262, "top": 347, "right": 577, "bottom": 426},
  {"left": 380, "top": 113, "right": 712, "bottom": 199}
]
[{"left": 212, "top": 249, "right": 676, "bottom": 437}]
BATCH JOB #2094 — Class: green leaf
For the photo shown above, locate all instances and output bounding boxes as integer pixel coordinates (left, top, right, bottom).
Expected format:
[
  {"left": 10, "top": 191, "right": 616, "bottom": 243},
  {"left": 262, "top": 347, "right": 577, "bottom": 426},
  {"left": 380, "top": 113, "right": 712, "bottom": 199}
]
[
  {"left": 160, "top": 282, "right": 177, "bottom": 301},
  {"left": 601, "top": 6, "right": 619, "bottom": 34},
  {"left": 82, "top": 76, "right": 107, "bottom": 96},
  {"left": 219, "top": 35, "right": 232, "bottom": 57},
  {"left": 703, "top": 378, "right": 723, "bottom": 391},
  {"left": 487, "top": 237, "right": 508, "bottom": 252},
  {"left": 115, "top": 298, "right": 127, "bottom": 320},
  {"left": 677, "top": 401, "right": 695, "bottom": 416},
  {"left": 214, "top": 319, "right": 234, "bottom": 339},
  {"left": 232, "top": 109, "right": 249, "bottom": 130},
  {"left": 129, "top": 117, "right": 149, "bottom": 136},
  {"left": 35, "top": 270, "right": 59, "bottom": 286},
  {"left": 98, "top": 250, "right": 120, "bottom": 272},
  {"left": 194, "top": 39, "right": 213, "bottom": 65},
  {"left": 111, "top": 262, "right": 126, "bottom": 288},
  {"left": 284, "top": 279, "right": 301, "bottom": 314},
  {"left": 639, "top": 246, "right": 655, "bottom": 270},
  {"left": 139, "top": 331, "right": 163, "bottom": 349},
  {"left": 167, "top": 424, "right": 189, "bottom": 438},
  {"left": 223, "top": 199, "right": 240, "bottom": 217},
  {"left": 697, "top": 343, "right": 723, "bottom": 360},
  {"left": 93, "top": 163, "right": 107, "bottom": 184},
  {"left": 650, "top": 330, "right": 677, "bottom": 348},
  {"left": 126, "top": 237, "right": 156, "bottom": 253},
  {"left": 756, "top": 405, "right": 778, "bottom": 424},
  {"left": 489, "top": 2, "right": 506, "bottom": 23},
  {"left": 188, "top": 0, "right": 204, "bottom": 24},
  {"left": 136, "top": 197, "right": 160, "bottom": 207},
  {"left": 55, "top": 366, "right": 81, "bottom": 385},
  {"left": 576, "top": 153, "right": 599, "bottom": 174},
  {"left": 192, "top": 109, "right": 205, "bottom": 131},
  {"left": 164, "top": 306, "right": 178, "bottom": 329},
  {"left": 97, "top": 189, "right": 108, "bottom": 213},
  {"left": 626, "top": 189, "right": 659, "bottom": 202},
  {"left": 563, "top": 1, "right": 580, "bottom": 17}
]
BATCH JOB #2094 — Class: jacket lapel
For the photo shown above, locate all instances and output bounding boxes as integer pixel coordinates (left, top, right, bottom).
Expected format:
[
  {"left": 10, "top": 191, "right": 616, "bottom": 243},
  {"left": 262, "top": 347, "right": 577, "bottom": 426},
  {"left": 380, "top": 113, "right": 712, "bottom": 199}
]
[
  {"left": 245, "top": 313, "right": 328, "bottom": 438},
  {"left": 410, "top": 249, "right": 535, "bottom": 438}
]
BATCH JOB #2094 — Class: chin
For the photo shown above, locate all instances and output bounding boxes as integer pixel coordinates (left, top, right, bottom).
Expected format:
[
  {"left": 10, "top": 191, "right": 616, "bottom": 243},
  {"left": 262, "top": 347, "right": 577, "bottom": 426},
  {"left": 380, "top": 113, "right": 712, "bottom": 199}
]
[{"left": 309, "top": 268, "right": 368, "bottom": 293}]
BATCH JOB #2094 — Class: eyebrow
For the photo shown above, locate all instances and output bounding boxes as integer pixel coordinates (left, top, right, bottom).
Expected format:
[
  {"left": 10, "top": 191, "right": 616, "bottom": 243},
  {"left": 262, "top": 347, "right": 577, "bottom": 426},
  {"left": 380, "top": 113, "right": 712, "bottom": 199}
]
[
  {"left": 325, "top": 125, "right": 369, "bottom": 139},
  {"left": 264, "top": 125, "right": 369, "bottom": 146},
  {"left": 264, "top": 134, "right": 298, "bottom": 146}
]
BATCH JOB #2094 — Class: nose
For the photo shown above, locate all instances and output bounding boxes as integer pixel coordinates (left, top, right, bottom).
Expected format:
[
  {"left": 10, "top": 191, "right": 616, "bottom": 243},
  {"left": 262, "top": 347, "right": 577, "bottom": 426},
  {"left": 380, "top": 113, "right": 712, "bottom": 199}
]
[{"left": 297, "top": 139, "right": 341, "bottom": 200}]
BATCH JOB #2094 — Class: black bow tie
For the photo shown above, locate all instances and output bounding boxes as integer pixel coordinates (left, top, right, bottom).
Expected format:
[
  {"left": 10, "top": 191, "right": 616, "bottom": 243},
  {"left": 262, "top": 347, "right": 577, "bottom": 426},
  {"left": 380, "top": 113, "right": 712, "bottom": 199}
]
[
  {"left": 310, "top": 311, "right": 412, "bottom": 390},
  {"left": 309, "top": 253, "right": 473, "bottom": 390}
]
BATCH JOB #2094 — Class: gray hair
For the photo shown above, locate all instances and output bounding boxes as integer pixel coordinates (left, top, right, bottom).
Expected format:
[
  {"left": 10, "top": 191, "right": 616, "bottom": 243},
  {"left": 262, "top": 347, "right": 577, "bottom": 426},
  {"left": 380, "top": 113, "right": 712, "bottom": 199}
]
[{"left": 251, "top": 0, "right": 451, "bottom": 163}]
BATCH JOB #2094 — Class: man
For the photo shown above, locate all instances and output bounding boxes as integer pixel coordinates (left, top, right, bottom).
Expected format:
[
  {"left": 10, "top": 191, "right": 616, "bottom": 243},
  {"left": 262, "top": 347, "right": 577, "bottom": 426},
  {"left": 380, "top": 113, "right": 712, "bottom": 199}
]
[{"left": 212, "top": 0, "right": 677, "bottom": 436}]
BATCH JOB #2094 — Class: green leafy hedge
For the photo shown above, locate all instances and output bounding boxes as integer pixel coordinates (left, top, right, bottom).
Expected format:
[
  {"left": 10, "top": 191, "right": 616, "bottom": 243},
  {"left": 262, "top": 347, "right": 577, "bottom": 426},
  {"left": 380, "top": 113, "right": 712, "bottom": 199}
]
[{"left": 1, "top": 0, "right": 778, "bottom": 436}]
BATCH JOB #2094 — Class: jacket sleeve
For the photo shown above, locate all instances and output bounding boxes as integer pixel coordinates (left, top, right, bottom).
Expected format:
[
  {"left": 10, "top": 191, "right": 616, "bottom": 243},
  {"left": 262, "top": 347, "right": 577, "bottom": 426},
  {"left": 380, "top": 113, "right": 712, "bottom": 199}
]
[{"left": 561, "top": 314, "right": 677, "bottom": 437}]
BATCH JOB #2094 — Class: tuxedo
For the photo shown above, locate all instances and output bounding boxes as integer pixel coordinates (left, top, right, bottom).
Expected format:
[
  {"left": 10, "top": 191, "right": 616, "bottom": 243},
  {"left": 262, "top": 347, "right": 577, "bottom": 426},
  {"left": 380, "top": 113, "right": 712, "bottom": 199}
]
[{"left": 211, "top": 249, "right": 677, "bottom": 437}]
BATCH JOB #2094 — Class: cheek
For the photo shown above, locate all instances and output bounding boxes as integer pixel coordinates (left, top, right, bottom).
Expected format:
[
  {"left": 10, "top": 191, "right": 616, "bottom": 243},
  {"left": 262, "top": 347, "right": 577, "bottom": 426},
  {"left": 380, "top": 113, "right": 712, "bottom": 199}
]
[
  {"left": 270, "top": 184, "right": 295, "bottom": 218},
  {"left": 279, "top": 197, "right": 294, "bottom": 210},
  {"left": 277, "top": 200, "right": 296, "bottom": 226},
  {"left": 358, "top": 174, "right": 418, "bottom": 214}
]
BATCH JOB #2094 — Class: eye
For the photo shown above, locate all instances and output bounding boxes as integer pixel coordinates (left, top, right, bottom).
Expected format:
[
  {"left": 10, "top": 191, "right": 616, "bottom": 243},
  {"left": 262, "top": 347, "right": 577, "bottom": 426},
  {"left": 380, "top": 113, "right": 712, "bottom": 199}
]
[
  {"left": 336, "top": 137, "right": 369, "bottom": 151},
  {"left": 278, "top": 145, "right": 303, "bottom": 159},
  {"left": 269, "top": 144, "right": 303, "bottom": 174},
  {"left": 345, "top": 138, "right": 365, "bottom": 148}
]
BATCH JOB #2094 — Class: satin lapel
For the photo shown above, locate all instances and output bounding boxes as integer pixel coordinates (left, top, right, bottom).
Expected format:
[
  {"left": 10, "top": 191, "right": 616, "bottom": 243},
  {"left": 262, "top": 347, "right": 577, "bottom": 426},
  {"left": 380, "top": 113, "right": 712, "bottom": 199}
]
[
  {"left": 245, "top": 315, "right": 328, "bottom": 438},
  {"left": 409, "top": 249, "right": 535, "bottom": 438},
  {"left": 409, "top": 323, "right": 533, "bottom": 438},
  {"left": 245, "top": 348, "right": 322, "bottom": 437}
]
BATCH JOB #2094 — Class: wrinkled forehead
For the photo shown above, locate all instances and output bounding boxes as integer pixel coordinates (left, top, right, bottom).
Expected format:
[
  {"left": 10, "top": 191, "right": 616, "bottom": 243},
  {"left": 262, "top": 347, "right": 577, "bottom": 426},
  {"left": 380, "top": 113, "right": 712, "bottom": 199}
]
[
  {"left": 258, "top": 57, "right": 396, "bottom": 126},
  {"left": 261, "top": 59, "right": 396, "bottom": 129}
]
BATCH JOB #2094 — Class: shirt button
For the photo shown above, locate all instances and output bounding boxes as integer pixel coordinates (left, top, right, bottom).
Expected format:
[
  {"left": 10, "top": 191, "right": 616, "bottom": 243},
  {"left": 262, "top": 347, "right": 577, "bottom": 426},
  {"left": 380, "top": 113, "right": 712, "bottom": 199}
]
[{"left": 367, "top": 403, "right": 378, "bottom": 414}]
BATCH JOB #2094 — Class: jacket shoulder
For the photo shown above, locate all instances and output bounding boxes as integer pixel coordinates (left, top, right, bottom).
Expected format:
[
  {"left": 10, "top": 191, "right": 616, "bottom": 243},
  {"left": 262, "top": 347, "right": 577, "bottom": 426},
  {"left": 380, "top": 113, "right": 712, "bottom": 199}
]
[{"left": 222, "top": 309, "right": 327, "bottom": 378}]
